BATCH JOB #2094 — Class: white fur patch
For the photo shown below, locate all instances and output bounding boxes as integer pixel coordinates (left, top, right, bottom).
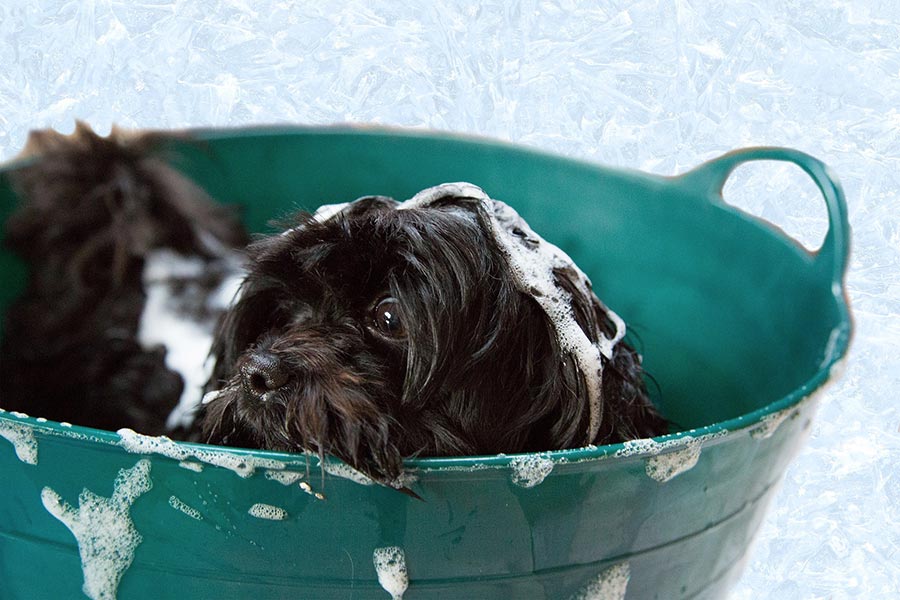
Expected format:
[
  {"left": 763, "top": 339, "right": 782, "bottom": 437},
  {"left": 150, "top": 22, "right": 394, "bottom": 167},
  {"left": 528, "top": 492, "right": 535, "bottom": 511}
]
[{"left": 137, "top": 248, "right": 244, "bottom": 429}]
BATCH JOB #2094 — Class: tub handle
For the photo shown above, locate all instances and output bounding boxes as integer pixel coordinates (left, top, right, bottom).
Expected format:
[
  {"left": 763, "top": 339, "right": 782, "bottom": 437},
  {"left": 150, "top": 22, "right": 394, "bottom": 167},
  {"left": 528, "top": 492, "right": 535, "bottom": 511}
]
[{"left": 679, "top": 147, "right": 850, "bottom": 291}]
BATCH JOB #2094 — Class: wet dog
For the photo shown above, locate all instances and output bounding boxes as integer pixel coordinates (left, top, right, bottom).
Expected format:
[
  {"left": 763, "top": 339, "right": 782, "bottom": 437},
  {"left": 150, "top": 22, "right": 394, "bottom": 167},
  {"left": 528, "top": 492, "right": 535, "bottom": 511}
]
[
  {"left": 196, "top": 183, "right": 667, "bottom": 486},
  {"left": 0, "top": 124, "right": 247, "bottom": 435}
]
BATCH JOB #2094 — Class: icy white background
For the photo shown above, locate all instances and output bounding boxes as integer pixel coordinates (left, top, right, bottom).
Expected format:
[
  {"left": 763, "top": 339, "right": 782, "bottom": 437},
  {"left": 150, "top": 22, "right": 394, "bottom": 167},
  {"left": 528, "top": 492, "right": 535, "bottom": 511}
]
[{"left": 1, "top": 1, "right": 898, "bottom": 598}]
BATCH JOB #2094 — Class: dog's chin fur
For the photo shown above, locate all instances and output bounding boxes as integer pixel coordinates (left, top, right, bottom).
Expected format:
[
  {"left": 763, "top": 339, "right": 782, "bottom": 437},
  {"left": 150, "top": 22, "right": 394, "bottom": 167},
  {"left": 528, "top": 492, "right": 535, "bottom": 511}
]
[
  {"left": 197, "top": 195, "right": 667, "bottom": 486},
  {"left": 0, "top": 124, "right": 248, "bottom": 435}
]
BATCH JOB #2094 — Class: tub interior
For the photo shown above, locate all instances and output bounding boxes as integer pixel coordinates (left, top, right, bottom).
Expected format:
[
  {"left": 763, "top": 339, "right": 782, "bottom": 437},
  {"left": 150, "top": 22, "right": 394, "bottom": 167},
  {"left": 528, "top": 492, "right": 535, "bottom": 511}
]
[{"left": 0, "top": 129, "right": 843, "bottom": 435}]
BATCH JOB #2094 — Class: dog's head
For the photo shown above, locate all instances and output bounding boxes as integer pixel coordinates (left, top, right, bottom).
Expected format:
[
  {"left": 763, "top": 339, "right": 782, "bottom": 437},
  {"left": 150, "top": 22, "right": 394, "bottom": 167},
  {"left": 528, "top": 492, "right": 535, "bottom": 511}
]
[
  {"left": 200, "top": 184, "right": 665, "bottom": 486},
  {"left": 6, "top": 123, "right": 246, "bottom": 292}
]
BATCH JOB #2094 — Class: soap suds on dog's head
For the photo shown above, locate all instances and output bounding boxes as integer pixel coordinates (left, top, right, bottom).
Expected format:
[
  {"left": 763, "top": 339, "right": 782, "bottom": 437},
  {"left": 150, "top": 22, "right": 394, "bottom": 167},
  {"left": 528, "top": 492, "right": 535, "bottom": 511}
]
[{"left": 325, "top": 182, "right": 629, "bottom": 446}]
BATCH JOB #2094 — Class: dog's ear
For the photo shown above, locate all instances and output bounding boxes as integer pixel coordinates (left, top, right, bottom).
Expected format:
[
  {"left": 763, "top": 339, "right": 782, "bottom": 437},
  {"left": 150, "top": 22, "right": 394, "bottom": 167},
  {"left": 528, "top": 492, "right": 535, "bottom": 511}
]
[
  {"left": 534, "top": 266, "right": 627, "bottom": 447},
  {"left": 552, "top": 266, "right": 667, "bottom": 443},
  {"left": 553, "top": 266, "right": 620, "bottom": 344}
]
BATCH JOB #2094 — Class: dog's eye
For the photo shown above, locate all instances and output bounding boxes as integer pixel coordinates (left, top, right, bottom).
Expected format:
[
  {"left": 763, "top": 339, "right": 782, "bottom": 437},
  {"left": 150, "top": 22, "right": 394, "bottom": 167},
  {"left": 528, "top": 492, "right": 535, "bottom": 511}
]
[{"left": 372, "top": 297, "right": 405, "bottom": 337}]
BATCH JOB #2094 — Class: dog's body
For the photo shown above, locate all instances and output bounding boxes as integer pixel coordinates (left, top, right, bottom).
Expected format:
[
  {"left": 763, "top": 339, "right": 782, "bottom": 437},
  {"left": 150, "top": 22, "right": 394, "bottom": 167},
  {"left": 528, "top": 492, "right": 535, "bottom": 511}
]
[
  {"left": 1, "top": 126, "right": 666, "bottom": 487},
  {"left": 0, "top": 125, "right": 247, "bottom": 435}
]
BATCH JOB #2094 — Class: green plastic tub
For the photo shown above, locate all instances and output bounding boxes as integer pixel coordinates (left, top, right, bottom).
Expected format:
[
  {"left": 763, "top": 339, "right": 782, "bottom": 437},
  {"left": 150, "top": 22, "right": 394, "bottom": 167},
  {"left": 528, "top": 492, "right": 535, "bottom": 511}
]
[{"left": 0, "top": 127, "right": 851, "bottom": 600}]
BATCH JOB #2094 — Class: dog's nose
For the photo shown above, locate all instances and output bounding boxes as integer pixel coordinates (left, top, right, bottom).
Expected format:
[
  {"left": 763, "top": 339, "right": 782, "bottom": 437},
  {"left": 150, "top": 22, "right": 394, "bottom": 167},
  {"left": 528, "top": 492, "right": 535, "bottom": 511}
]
[{"left": 240, "top": 351, "right": 289, "bottom": 398}]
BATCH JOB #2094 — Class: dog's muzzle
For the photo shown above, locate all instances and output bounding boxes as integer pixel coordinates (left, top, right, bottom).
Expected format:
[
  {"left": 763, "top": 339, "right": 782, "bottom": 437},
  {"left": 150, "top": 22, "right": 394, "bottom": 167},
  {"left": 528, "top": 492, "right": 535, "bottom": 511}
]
[{"left": 240, "top": 351, "right": 289, "bottom": 399}]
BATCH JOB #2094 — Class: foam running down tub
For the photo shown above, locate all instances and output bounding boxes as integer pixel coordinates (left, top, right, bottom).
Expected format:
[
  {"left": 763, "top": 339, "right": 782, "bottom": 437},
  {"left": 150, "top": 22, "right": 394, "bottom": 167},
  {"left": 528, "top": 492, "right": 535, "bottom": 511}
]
[{"left": 0, "top": 127, "right": 851, "bottom": 600}]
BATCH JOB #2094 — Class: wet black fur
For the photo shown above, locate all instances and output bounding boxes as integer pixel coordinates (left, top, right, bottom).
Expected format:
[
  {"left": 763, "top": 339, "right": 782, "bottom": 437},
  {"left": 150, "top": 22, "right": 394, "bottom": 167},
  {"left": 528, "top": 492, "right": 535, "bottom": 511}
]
[
  {"left": 197, "top": 195, "right": 667, "bottom": 485},
  {"left": 0, "top": 124, "right": 248, "bottom": 434}
]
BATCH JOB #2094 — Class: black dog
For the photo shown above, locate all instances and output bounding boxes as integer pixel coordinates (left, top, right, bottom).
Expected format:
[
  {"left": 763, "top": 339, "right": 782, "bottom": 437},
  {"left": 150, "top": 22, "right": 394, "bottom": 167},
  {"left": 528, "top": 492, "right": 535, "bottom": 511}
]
[
  {"left": 0, "top": 124, "right": 247, "bottom": 435},
  {"left": 196, "top": 183, "right": 667, "bottom": 487}
]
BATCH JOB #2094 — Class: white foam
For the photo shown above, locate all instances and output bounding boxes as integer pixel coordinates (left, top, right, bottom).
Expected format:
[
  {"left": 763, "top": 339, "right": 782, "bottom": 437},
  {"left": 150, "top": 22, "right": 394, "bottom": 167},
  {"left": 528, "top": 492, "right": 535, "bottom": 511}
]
[
  {"left": 117, "top": 428, "right": 286, "bottom": 478},
  {"left": 264, "top": 469, "right": 304, "bottom": 485},
  {"left": 570, "top": 562, "right": 630, "bottom": 600},
  {"left": 168, "top": 495, "right": 203, "bottom": 520},
  {"left": 394, "top": 471, "right": 419, "bottom": 489},
  {"left": 395, "top": 183, "right": 625, "bottom": 444},
  {"left": 749, "top": 406, "right": 798, "bottom": 440},
  {"left": 248, "top": 502, "right": 288, "bottom": 520},
  {"left": 0, "top": 420, "right": 38, "bottom": 464},
  {"left": 324, "top": 461, "right": 375, "bottom": 486},
  {"left": 312, "top": 201, "right": 351, "bottom": 223},
  {"left": 615, "top": 432, "right": 727, "bottom": 482},
  {"left": 201, "top": 389, "right": 225, "bottom": 405},
  {"left": 749, "top": 374, "right": 835, "bottom": 441},
  {"left": 373, "top": 546, "right": 409, "bottom": 600},
  {"left": 41, "top": 459, "right": 152, "bottom": 600},
  {"left": 178, "top": 460, "right": 204, "bottom": 472},
  {"left": 509, "top": 454, "right": 555, "bottom": 488},
  {"left": 645, "top": 439, "right": 703, "bottom": 482},
  {"left": 617, "top": 435, "right": 684, "bottom": 458}
]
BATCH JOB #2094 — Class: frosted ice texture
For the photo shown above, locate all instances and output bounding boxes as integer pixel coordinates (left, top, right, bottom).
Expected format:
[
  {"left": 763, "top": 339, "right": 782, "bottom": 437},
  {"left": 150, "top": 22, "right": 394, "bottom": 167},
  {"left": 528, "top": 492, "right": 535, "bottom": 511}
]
[{"left": 1, "top": 2, "right": 898, "bottom": 597}]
